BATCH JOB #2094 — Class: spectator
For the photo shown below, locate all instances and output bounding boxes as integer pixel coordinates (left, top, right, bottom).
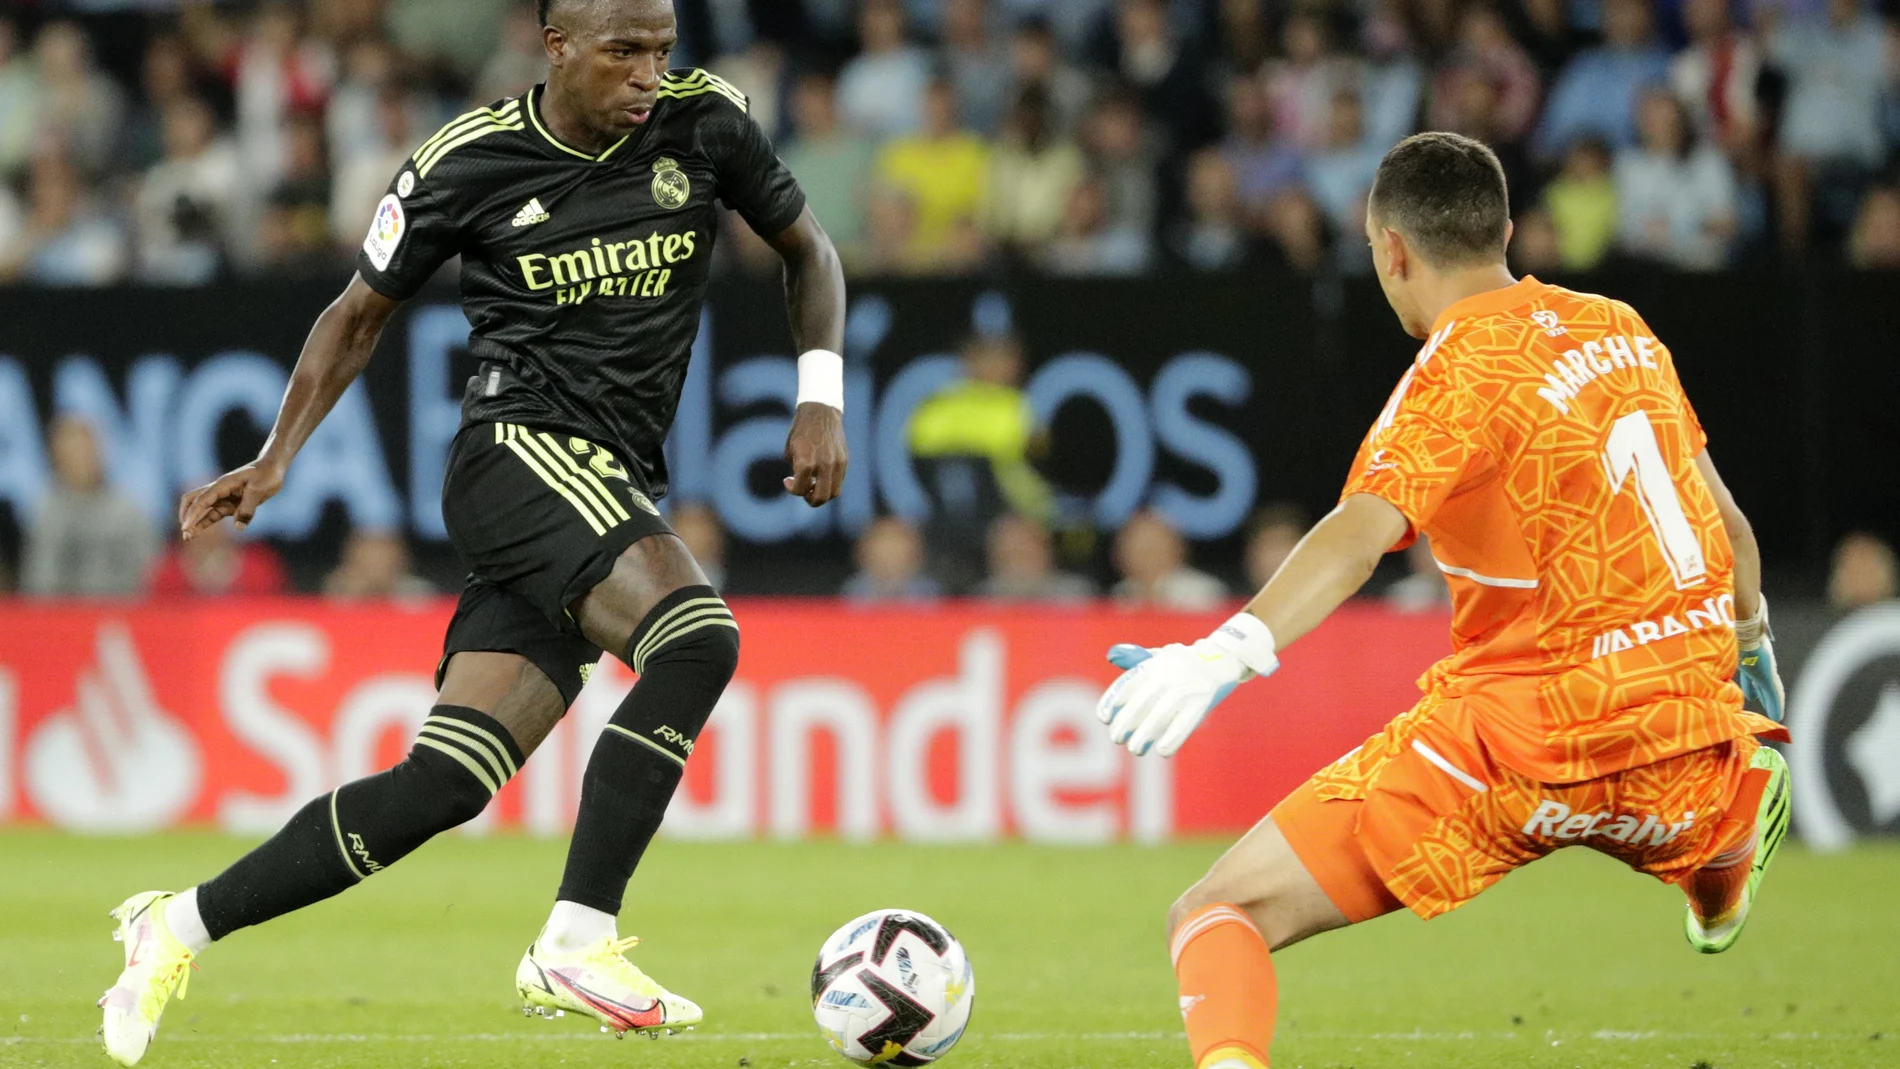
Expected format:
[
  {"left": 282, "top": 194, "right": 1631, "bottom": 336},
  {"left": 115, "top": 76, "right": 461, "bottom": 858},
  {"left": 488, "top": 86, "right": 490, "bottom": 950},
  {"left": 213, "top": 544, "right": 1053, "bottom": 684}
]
[
  {"left": 1168, "top": 147, "right": 1255, "bottom": 271},
  {"left": 474, "top": 4, "right": 549, "bottom": 103},
  {"left": 1442, "top": 68, "right": 1537, "bottom": 202},
  {"left": 1262, "top": 10, "right": 1352, "bottom": 151},
  {"left": 0, "top": 150, "right": 128, "bottom": 286},
  {"left": 976, "top": 513, "right": 1095, "bottom": 602},
  {"left": 858, "top": 184, "right": 935, "bottom": 275},
  {"left": 232, "top": 3, "right": 335, "bottom": 191},
  {"left": 259, "top": 112, "right": 334, "bottom": 271},
  {"left": 323, "top": 528, "right": 436, "bottom": 600},
  {"left": 1848, "top": 185, "right": 1900, "bottom": 268},
  {"left": 134, "top": 96, "right": 242, "bottom": 285},
  {"left": 874, "top": 78, "right": 991, "bottom": 268},
  {"left": 837, "top": 0, "right": 931, "bottom": 139},
  {"left": 1259, "top": 187, "right": 1328, "bottom": 272},
  {"left": 842, "top": 516, "right": 942, "bottom": 602},
  {"left": 783, "top": 70, "right": 878, "bottom": 267},
  {"left": 1616, "top": 88, "right": 1739, "bottom": 269},
  {"left": 670, "top": 502, "right": 729, "bottom": 592},
  {"left": 1533, "top": 0, "right": 1671, "bottom": 161},
  {"left": 1112, "top": 509, "right": 1227, "bottom": 611},
  {"left": 333, "top": 86, "right": 417, "bottom": 249},
  {"left": 1518, "top": 0, "right": 1589, "bottom": 69},
  {"left": 33, "top": 21, "right": 127, "bottom": 177},
  {"left": 21, "top": 416, "right": 155, "bottom": 599},
  {"left": 1080, "top": 87, "right": 1161, "bottom": 238},
  {"left": 910, "top": 330, "right": 1053, "bottom": 586},
  {"left": 1828, "top": 531, "right": 1898, "bottom": 611},
  {"left": 148, "top": 519, "right": 289, "bottom": 597},
  {"left": 1005, "top": 16, "right": 1093, "bottom": 138},
  {"left": 943, "top": 0, "right": 1012, "bottom": 136},
  {"left": 1767, "top": 0, "right": 1893, "bottom": 252},
  {"left": 327, "top": 38, "right": 399, "bottom": 169},
  {"left": 1430, "top": 5, "right": 1542, "bottom": 145},
  {"left": 1218, "top": 0, "right": 1273, "bottom": 71},
  {"left": 984, "top": 85, "right": 1086, "bottom": 256},
  {"left": 122, "top": 35, "right": 202, "bottom": 173},
  {"left": 1670, "top": 0, "right": 1763, "bottom": 157},
  {"left": 1543, "top": 136, "right": 1619, "bottom": 269},
  {"left": 1303, "top": 89, "right": 1384, "bottom": 242},
  {"left": 1109, "top": 0, "right": 1218, "bottom": 151},
  {"left": 1385, "top": 537, "right": 1452, "bottom": 611},
  {"left": 1510, "top": 207, "right": 1566, "bottom": 272},
  {"left": 1242, "top": 503, "right": 1309, "bottom": 590},
  {"left": 1042, "top": 178, "right": 1154, "bottom": 275},
  {"left": 0, "top": 17, "right": 32, "bottom": 177},
  {"left": 711, "top": 40, "right": 787, "bottom": 140},
  {"left": 1222, "top": 73, "right": 1306, "bottom": 226},
  {"left": 1357, "top": 0, "right": 1426, "bottom": 153},
  {"left": 386, "top": 0, "right": 512, "bottom": 80}
]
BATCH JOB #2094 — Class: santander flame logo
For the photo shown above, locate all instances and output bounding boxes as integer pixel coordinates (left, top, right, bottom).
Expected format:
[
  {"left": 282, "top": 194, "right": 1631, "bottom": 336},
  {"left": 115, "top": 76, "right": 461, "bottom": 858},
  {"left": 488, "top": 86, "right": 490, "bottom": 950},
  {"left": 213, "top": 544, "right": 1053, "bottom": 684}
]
[{"left": 24, "top": 622, "right": 202, "bottom": 831}]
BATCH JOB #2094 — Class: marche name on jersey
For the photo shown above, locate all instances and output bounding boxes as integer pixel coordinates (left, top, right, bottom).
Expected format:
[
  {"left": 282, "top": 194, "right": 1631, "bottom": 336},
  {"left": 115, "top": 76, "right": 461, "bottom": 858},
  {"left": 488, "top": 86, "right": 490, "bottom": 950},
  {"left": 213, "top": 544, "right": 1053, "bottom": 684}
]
[{"left": 517, "top": 228, "right": 700, "bottom": 306}]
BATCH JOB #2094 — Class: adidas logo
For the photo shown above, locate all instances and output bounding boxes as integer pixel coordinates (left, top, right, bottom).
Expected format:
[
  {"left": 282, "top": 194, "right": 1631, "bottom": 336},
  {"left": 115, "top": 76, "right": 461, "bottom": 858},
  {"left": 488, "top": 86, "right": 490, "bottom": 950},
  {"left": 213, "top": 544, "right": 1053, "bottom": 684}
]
[{"left": 512, "top": 198, "right": 551, "bottom": 228}]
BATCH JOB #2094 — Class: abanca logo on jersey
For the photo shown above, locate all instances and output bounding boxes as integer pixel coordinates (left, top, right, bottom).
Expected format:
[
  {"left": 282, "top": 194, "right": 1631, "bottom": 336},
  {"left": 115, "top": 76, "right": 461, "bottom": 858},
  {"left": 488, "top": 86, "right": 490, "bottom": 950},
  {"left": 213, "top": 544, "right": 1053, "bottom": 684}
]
[{"left": 516, "top": 228, "right": 700, "bottom": 306}]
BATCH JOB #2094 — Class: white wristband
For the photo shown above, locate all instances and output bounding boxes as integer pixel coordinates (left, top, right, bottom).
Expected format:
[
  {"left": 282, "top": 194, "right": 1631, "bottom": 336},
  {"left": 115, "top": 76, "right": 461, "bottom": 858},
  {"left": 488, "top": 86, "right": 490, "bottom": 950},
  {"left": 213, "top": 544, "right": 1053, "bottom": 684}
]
[
  {"left": 797, "top": 349, "right": 845, "bottom": 412},
  {"left": 1209, "top": 611, "right": 1280, "bottom": 678}
]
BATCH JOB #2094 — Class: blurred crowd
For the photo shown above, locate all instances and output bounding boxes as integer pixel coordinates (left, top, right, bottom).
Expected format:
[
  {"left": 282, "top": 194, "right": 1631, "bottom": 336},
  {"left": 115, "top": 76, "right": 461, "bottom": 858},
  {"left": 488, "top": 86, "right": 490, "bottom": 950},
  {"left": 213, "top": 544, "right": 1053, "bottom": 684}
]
[{"left": 1, "top": 0, "right": 1898, "bottom": 289}]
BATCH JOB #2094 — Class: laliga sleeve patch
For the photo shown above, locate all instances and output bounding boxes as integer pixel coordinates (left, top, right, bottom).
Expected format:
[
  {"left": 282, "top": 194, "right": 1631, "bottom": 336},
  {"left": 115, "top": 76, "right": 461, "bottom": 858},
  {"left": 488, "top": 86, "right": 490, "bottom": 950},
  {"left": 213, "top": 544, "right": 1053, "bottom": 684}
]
[{"left": 364, "top": 194, "right": 406, "bottom": 271}]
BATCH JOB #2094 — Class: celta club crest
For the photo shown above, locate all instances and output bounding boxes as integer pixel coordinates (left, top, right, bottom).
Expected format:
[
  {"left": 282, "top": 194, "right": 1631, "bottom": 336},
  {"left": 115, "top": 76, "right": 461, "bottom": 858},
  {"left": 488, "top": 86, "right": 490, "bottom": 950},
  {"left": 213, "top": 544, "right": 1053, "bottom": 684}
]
[{"left": 652, "top": 157, "right": 690, "bottom": 210}]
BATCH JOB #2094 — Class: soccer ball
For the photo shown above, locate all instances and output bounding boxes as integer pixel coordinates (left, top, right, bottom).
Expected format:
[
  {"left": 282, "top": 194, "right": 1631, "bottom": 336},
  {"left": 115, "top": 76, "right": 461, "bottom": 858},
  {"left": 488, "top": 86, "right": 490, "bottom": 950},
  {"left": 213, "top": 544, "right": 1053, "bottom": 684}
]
[{"left": 810, "top": 909, "right": 975, "bottom": 1065}]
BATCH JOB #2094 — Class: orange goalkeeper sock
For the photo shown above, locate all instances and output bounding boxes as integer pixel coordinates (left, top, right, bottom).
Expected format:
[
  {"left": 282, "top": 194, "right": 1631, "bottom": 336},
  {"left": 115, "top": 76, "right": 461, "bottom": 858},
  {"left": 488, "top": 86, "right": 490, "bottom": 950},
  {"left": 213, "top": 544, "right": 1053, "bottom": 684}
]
[
  {"left": 1686, "top": 764, "right": 1770, "bottom": 923},
  {"left": 1687, "top": 855, "right": 1752, "bottom": 924},
  {"left": 1171, "top": 904, "right": 1276, "bottom": 1069}
]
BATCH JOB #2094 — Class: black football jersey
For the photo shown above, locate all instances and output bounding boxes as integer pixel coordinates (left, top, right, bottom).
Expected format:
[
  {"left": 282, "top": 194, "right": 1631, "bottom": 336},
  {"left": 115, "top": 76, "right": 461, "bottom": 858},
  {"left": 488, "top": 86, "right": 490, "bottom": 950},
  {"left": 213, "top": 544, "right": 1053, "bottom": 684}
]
[{"left": 356, "top": 70, "right": 806, "bottom": 497}]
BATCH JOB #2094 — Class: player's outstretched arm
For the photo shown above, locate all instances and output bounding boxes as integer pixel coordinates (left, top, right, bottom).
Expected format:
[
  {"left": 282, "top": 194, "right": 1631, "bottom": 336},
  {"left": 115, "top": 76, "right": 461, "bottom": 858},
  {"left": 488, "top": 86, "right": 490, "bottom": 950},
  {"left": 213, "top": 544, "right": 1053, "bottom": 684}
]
[
  {"left": 1695, "top": 449, "right": 1784, "bottom": 720},
  {"left": 1240, "top": 493, "right": 1412, "bottom": 650},
  {"left": 766, "top": 207, "right": 849, "bottom": 507},
  {"left": 177, "top": 275, "right": 401, "bottom": 538},
  {"left": 1097, "top": 494, "right": 1409, "bottom": 756}
]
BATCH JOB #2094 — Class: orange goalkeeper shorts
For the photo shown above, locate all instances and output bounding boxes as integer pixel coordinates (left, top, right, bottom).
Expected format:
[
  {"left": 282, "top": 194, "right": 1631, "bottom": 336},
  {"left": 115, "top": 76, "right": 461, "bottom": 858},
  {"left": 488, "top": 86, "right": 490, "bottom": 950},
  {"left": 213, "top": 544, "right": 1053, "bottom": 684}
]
[{"left": 1271, "top": 692, "right": 1768, "bottom": 922}]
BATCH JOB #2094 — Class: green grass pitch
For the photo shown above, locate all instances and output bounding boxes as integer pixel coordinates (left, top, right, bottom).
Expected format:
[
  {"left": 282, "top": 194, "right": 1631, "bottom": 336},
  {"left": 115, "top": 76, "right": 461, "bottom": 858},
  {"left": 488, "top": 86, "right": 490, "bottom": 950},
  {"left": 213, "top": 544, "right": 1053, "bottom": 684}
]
[{"left": 2, "top": 830, "right": 1895, "bottom": 1068}]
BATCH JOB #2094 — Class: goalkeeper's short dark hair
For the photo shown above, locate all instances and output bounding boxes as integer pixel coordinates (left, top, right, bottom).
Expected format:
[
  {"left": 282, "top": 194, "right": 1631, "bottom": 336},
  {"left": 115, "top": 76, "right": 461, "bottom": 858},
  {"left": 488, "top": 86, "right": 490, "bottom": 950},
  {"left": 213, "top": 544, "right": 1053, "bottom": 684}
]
[
  {"left": 1368, "top": 132, "right": 1511, "bottom": 268},
  {"left": 537, "top": 0, "right": 553, "bottom": 26}
]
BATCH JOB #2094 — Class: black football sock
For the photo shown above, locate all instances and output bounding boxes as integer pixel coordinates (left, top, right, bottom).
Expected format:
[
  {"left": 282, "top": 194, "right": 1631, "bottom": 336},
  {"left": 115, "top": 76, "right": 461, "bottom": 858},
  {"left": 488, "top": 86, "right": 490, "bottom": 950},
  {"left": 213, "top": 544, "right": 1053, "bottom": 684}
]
[
  {"left": 556, "top": 587, "right": 738, "bottom": 914},
  {"left": 195, "top": 706, "right": 522, "bottom": 940}
]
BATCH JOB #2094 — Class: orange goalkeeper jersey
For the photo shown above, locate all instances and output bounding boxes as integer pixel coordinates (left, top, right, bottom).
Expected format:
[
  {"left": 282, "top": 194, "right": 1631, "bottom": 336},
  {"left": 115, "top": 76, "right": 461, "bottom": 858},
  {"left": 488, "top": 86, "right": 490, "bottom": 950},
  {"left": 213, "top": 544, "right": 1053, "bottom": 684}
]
[{"left": 1342, "top": 276, "right": 1786, "bottom": 782}]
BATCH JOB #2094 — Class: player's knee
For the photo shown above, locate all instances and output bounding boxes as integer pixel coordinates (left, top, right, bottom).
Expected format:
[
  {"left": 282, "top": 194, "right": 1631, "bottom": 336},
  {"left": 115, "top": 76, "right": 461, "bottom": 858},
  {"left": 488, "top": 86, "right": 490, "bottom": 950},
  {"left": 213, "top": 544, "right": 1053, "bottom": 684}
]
[
  {"left": 621, "top": 587, "right": 740, "bottom": 687},
  {"left": 402, "top": 706, "right": 523, "bottom": 831},
  {"left": 402, "top": 742, "right": 501, "bottom": 830},
  {"left": 1168, "top": 883, "right": 1230, "bottom": 941},
  {"left": 1169, "top": 879, "right": 1277, "bottom": 946}
]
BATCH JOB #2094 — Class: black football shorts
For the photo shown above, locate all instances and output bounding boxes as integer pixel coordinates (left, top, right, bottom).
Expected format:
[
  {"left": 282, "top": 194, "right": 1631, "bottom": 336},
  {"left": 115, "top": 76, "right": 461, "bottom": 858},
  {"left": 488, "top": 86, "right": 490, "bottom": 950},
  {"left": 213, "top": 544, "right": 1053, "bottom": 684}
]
[{"left": 437, "top": 422, "right": 675, "bottom": 704}]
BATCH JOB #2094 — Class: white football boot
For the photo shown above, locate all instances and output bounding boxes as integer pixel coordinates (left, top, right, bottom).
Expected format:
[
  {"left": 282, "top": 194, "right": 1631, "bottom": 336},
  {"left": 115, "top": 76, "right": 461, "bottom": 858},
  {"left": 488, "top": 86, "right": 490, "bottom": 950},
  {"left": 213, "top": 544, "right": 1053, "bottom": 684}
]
[
  {"left": 99, "top": 891, "right": 195, "bottom": 1066},
  {"left": 516, "top": 935, "right": 701, "bottom": 1037}
]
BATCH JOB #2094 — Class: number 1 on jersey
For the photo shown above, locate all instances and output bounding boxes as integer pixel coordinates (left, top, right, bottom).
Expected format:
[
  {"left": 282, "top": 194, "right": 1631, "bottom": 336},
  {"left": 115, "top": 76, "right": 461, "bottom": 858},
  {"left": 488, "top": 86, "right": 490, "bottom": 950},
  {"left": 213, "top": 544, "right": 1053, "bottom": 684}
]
[{"left": 1602, "top": 409, "right": 1706, "bottom": 588}]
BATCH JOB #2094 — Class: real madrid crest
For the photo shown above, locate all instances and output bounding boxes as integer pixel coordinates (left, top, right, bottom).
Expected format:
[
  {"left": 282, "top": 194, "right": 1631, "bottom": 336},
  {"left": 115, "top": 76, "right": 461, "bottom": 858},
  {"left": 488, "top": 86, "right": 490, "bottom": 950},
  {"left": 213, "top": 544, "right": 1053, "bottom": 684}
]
[{"left": 651, "top": 157, "right": 690, "bottom": 210}]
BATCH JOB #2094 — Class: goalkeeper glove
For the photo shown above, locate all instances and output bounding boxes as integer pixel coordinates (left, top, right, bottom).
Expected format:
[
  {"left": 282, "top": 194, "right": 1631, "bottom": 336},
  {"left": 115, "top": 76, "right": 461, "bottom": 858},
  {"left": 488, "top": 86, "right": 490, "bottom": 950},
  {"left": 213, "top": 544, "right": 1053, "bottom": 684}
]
[
  {"left": 1734, "top": 594, "right": 1785, "bottom": 723},
  {"left": 1096, "top": 613, "right": 1280, "bottom": 757}
]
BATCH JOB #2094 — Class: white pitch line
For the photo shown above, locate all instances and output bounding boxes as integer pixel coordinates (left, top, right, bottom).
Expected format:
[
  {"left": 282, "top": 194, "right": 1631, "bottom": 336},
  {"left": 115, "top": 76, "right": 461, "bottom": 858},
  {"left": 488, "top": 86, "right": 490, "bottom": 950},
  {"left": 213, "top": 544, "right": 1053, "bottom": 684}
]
[{"left": 4, "top": 1030, "right": 1876, "bottom": 1045}]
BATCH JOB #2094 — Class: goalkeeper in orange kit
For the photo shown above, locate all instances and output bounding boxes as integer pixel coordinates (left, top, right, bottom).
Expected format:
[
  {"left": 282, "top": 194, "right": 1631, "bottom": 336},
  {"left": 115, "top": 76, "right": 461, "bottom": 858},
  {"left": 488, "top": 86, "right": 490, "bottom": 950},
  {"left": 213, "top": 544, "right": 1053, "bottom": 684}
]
[{"left": 1095, "top": 132, "right": 1790, "bottom": 1069}]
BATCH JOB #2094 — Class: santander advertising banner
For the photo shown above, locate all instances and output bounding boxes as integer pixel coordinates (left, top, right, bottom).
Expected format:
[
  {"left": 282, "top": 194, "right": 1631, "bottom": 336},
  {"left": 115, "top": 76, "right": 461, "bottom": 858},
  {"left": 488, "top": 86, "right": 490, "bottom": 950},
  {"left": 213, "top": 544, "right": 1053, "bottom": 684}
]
[{"left": 0, "top": 601, "right": 1449, "bottom": 841}]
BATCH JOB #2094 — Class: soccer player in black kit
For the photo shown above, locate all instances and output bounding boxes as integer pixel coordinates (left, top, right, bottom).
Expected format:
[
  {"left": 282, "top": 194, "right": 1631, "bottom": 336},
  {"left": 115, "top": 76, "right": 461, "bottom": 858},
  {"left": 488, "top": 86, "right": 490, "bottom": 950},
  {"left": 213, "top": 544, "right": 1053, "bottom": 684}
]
[{"left": 97, "top": 2, "right": 846, "bottom": 1062}]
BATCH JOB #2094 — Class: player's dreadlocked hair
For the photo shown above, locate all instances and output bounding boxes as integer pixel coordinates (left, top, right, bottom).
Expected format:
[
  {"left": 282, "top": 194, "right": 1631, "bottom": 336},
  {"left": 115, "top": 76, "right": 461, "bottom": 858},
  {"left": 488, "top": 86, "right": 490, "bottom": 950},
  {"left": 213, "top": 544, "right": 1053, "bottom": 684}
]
[{"left": 1368, "top": 132, "right": 1511, "bottom": 268}]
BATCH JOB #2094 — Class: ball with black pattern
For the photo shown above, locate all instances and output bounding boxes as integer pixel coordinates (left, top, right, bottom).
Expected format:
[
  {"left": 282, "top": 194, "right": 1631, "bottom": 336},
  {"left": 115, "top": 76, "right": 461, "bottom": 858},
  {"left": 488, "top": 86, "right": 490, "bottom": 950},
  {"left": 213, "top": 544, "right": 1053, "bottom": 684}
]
[{"left": 810, "top": 909, "right": 976, "bottom": 1065}]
